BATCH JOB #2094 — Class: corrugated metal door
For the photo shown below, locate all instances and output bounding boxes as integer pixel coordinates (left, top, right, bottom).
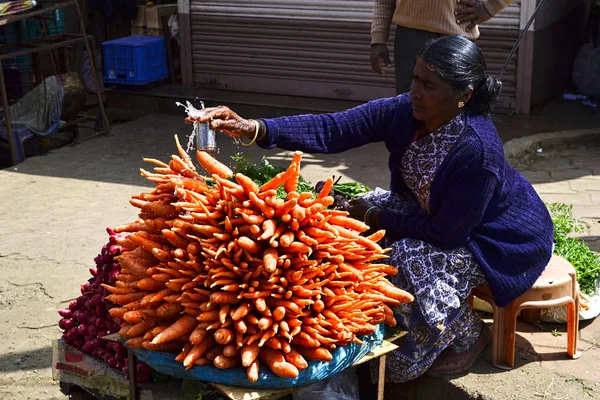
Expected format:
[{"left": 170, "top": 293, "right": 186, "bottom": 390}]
[
  {"left": 189, "top": 0, "right": 522, "bottom": 113},
  {"left": 479, "top": 1, "right": 523, "bottom": 114},
  {"left": 189, "top": 0, "right": 395, "bottom": 102}
]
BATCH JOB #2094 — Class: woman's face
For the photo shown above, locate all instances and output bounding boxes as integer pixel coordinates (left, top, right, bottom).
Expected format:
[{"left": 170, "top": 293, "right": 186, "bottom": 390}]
[{"left": 409, "top": 57, "right": 468, "bottom": 131}]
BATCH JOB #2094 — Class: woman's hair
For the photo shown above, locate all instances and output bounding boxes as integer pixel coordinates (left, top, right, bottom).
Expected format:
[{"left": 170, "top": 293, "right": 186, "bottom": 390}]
[{"left": 418, "top": 35, "right": 502, "bottom": 116}]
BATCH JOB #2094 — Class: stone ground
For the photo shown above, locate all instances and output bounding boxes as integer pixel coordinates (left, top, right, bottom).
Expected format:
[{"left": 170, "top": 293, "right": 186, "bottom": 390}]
[{"left": 0, "top": 105, "right": 599, "bottom": 399}]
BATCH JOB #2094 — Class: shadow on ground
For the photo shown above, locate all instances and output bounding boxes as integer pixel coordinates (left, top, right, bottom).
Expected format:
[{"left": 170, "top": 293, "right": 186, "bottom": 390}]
[
  {"left": 0, "top": 113, "right": 391, "bottom": 192},
  {"left": 0, "top": 346, "right": 53, "bottom": 372}
]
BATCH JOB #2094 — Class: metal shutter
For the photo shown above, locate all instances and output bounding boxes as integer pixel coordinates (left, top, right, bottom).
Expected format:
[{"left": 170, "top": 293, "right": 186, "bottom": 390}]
[{"left": 189, "top": 0, "right": 522, "bottom": 113}]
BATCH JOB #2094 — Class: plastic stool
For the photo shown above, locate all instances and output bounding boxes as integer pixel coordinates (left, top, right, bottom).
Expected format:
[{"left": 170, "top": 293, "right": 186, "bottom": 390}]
[
  {"left": 469, "top": 255, "right": 580, "bottom": 369},
  {"left": 0, "top": 125, "right": 37, "bottom": 164}
]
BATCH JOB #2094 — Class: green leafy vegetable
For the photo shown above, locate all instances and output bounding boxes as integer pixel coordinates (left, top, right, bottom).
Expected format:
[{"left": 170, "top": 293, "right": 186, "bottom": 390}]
[
  {"left": 333, "top": 182, "right": 372, "bottom": 199},
  {"left": 230, "top": 154, "right": 315, "bottom": 198},
  {"left": 547, "top": 202, "right": 600, "bottom": 296}
]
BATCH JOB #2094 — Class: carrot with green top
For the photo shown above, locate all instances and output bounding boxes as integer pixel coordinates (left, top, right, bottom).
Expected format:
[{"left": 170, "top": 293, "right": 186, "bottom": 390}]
[{"left": 260, "top": 162, "right": 297, "bottom": 192}]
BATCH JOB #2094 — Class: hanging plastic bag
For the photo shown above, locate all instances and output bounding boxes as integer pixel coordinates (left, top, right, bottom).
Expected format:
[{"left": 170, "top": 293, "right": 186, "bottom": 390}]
[
  {"left": 572, "top": 7, "right": 600, "bottom": 98},
  {"left": 80, "top": 51, "right": 104, "bottom": 94},
  {"left": 292, "top": 368, "right": 360, "bottom": 400}
]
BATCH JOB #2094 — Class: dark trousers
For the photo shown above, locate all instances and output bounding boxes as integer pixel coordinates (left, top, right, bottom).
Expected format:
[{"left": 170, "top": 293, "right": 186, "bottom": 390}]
[{"left": 394, "top": 26, "right": 442, "bottom": 94}]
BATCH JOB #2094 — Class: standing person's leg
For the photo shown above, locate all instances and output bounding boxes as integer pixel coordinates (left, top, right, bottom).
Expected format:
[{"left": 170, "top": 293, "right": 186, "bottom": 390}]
[{"left": 393, "top": 26, "right": 442, "bottom": 94}]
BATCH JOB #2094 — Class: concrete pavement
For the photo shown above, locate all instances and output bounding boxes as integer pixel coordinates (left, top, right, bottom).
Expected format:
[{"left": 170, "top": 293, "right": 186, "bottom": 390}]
[{"left": 0, "top": 113, "right": 599, "bottom": 399}]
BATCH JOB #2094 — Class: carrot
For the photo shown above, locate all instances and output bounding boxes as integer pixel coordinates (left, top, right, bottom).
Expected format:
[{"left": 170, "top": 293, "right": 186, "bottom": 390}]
[
  {"left": 374, "top": 281, "right": 414, "bottom": 303},
  {"left": 197, "top": 310, "right": 219, "bottom": 322},
  {"left": 284, "top": 151, "right": 303, "bottom": 193},
  {"left": 260, "top": 162, "right": 297, "bottom": 192},
  {"left": 272, "top": 306, "right": 286, "bottom": 321},
  {"left": 241, "top": 343, "right": 261, "bottom": 367},
  {"left": 125, "top": 337, "right": 145, "bottom": 349},
  {"left": 115, "top": 273, "right": 138, "bottom": 283},
  {"left": 296, "top": 347, "right": 333, "bottom": 362},
  {"left": 262, "top": 247, "right": 278, "bottom": 273},
  {"left": 183, "top": 336, "right": 216, "bottom": 369},
  {"left": 247, "top": 359, "right": 260, "bottom": 383},
  {"left": 114, "top": 221, "right": 153, "bottom": 233},
  {"left": 136, "top": 278, "right": 165, "bottom": 291},
  {"left": 175, "top": 343, "right": 193, "bottom": 362},
  {"left": 152, "top": 315, "right": 198, "bottom": 344},
  {"left": 156, "top": 302, "right": 183, "bottom": 318},
  {"left": 106, "top": 292, "right": 147, "bottom": 306},
  {"left": 265, "top": 337, "right": 283, "bottom": 350},
  {"left": 330, "top": 216, "right": 370, "bottom": 233},
  {"left": 317, "top": 177, "right": 334, "bottom": 198},
  {"left": 214, "top": 328, "right": 234, "bottom": 345},
  {"left": 266, "top": 298, "right": 301, "bottom": 314},
  {"left": 283, "top": 348, "right": 308, "bottom": 369},
  {"left": 115, "top": 254, "right": 150, "bottom": 279},
  {"left": 189, "top": 325, "right": 208, "bottom": 345},
  {"left": 234, "top": 319, "right": 248, "bottom": 334},
  {"left": 258, "top": 219, "right": 277, "bottom": 241},
  {"left": 196, "top": 150, "right": 233, "bottom": 178},
  {"left": 119, "top": 324, "right": 132, "bottom": 337},
  {"left": 125, "top": 320, "right": 156, "bottom": 338},
  {"left": 287, "top": 241, "right": 311, "bottom": 254},
  {"left": 364, "top": 264, "right": 398, "bottom": 276},
  {"left": 258, "top": 317, "right": 274, "bottom": 331},
  {"left": 210, "top": 292, "right": 242, "bottom": 304},
  {"left": 366, "top": 229, "right": 386, "bottom": 242},
  {"left": 279, "top": 232, "right": 294, "bottom": 247},
  {"left": 237, "top": 236, "right": 261, "bottom": 255},
  {"left": 223, "top": 344, "right": 239, "bottom": 358},
  {"left": 101, "top": 284, "right": 136, "bottom": 295},
  {"left": 108, "top": 307, "right": 128, "bottom": 319},
  {"left": 259, "top": 348, "right": 299, "bottom": 378},
  {"left": 144, "top": 340, "right": 186, "bottom": 353},
  {"left": 214, "top": 355, "right": 239, "bottom": 369},
  {"left": 141, "top": 201, "right": 178, "bottom": 219},
  {"left": 235, "top": 173, "right": 259, "bottom": 195},
  {"left": 123, "top": 310, "right": 146, "bottom": 324},
  {"left": 162, "top": 229, "right": 189, "bottom": 249}
]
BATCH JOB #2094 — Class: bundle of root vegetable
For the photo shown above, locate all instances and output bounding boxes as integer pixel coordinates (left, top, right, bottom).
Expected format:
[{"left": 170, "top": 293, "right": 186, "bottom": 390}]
[{"left": 105, "top": 136, "right": 413, "bottom": 382}]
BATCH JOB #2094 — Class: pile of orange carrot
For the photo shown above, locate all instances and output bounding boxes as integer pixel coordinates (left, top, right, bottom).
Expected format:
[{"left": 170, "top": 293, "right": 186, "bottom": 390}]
[{"left": 104, "top": 136, "right": 413, "bottom": 382}]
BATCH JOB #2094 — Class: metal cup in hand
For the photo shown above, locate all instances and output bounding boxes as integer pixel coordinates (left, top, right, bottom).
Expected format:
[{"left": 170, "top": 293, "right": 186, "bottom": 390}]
[{"left": 194, "top": 120, "right": 217, "bottom": 152}]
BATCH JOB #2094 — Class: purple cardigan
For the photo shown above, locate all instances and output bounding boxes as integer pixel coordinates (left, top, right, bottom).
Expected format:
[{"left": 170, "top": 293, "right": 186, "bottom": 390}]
[{"left": 258, "top": 94, "right": 554, "bottom": 307}]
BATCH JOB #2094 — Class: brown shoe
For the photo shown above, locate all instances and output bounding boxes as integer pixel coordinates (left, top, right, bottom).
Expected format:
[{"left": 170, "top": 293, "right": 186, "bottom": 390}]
[{"left": 426, "top": 326, "right": 491, "bottom": 378}]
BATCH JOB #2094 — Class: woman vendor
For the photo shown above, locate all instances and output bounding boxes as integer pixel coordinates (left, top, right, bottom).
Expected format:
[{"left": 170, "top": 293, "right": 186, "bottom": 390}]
[{"left": 187, "top": 35, "right": 554, "bottom": 381}]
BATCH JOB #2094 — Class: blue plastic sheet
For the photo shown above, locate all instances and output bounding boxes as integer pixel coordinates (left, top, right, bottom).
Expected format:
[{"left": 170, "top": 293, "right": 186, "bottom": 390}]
[{"left": 130, "top": 324, "right": 384, "bottom": 389}]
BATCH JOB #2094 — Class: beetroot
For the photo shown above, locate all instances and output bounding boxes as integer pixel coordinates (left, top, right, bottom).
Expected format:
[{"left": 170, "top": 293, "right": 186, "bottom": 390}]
[
  {"left": 136, "top": 362, "right": 151, "bottom": 383},
  {"left": 57, "top": 235, "right": 139, "bottom": 378},
  {"left": 58, "top": 308, "right": 73, "bottom": 319}
]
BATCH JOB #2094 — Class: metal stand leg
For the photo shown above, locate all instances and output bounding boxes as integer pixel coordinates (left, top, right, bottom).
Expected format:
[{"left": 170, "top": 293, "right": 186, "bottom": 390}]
[
  {"left": 74, "top": 0, "right": 111, "bottom": 135},
  {"left": 377, "top": 355, "right": 386, "bottom": 400},
  {"left": 0, "top": 61, "right": 17, "bottom": 166},
  {"left": 127, "top": 348, "right": 138, "bottom": 400},
  {"left": 40, "top": 19, "right": 60, "bottom": 75}
]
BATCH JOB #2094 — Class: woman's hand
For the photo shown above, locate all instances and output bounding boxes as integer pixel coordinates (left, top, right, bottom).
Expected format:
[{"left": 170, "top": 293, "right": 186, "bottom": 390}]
[
  {"left": 185, "top": 105, "right": 257, "bottom": 139},
  {"left": 455, "top": 0, "right": 493, "bottom": 31},
  {"left": 346, "top": 198, "right": 375, "bottom": 222}
]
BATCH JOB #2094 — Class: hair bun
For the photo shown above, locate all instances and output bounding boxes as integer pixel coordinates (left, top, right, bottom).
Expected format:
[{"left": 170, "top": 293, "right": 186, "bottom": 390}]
[{"left": 468, "top": 73, "right": 502, "bottom": 115}]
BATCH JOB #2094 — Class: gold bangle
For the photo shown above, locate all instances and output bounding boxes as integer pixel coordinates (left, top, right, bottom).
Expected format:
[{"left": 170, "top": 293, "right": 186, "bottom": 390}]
[{"left": 242, "top": 119, "right": 260, "bottom": 147}]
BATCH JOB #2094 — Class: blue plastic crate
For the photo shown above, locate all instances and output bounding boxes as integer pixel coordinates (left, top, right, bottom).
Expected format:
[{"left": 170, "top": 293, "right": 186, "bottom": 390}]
[{"left": 102, "top": 35, "right": 168, "bottom": 85}]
